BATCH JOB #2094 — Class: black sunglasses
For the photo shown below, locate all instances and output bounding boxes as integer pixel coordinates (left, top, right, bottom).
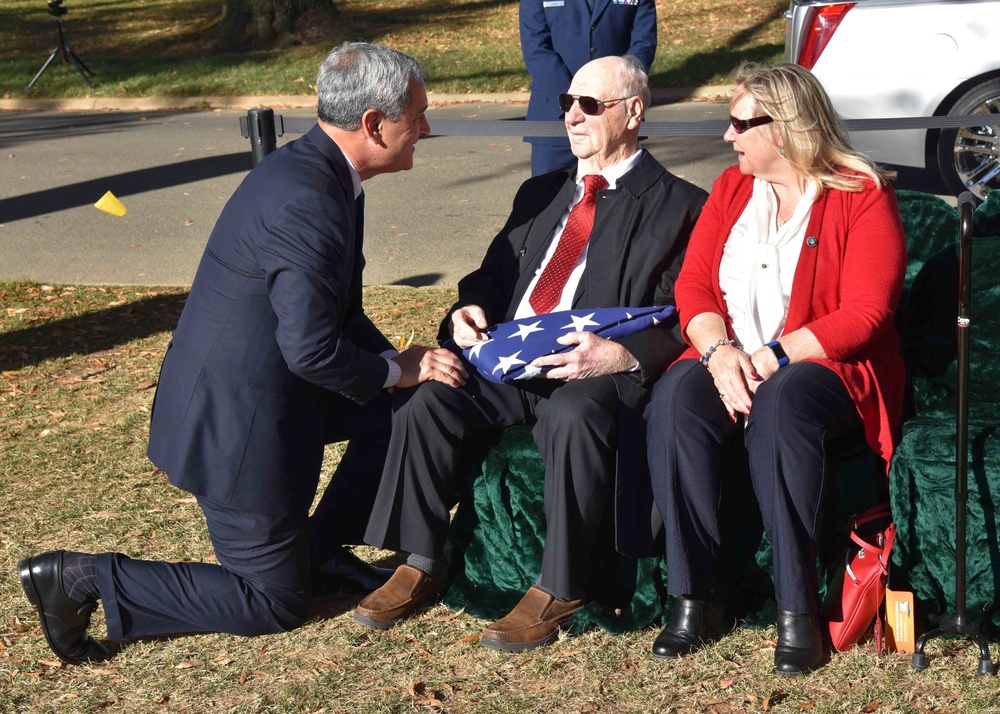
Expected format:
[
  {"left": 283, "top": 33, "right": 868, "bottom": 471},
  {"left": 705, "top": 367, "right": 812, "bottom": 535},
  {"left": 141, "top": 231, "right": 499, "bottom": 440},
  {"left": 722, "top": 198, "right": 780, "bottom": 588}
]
[
  {"left": 558, "top": 93, "right": 630, "bottom": 116},
  {"left": 730, "top": 115, "right": 774, "bottom": 134}
]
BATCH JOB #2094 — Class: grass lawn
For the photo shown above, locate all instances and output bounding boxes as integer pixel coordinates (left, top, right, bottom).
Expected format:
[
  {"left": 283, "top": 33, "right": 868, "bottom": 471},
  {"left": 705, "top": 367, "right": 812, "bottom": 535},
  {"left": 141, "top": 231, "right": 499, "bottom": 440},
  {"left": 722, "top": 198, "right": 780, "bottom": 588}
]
[
  {"left": 3, "top": 281, "right": 1000, "bottom": 713},
  {"left": 1, "top": 0, "right": 787, "bottom": 99}
]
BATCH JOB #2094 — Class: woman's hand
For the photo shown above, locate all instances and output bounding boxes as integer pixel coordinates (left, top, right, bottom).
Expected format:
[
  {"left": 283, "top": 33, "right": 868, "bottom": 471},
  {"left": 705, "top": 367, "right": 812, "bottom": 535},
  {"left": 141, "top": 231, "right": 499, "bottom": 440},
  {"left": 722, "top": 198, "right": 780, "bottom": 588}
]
[
  {"left": 707, "top": 345, "right": 760, "bottom": 417},
  {"left": 748, "top": 346, "right": 781, "bottom": 391}
]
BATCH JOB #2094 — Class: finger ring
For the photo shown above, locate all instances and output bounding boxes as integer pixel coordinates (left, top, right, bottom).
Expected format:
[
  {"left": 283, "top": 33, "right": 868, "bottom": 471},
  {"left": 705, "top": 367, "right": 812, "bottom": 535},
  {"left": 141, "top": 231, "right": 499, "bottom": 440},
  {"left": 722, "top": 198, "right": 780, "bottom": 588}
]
[{"left": 719, "top": 393, "right": 727, "bottom": 400}]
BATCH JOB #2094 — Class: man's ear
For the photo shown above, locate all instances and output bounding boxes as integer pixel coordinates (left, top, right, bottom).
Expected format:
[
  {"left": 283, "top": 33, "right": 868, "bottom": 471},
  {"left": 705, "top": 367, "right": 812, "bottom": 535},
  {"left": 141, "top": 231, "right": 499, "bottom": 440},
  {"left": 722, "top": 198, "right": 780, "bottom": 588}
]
[
  {"left": 361, "top": 109, "right": 384, "bottom": 144},
  {"left": 626, "top": 97, "right": 644, "bottom": 129}
]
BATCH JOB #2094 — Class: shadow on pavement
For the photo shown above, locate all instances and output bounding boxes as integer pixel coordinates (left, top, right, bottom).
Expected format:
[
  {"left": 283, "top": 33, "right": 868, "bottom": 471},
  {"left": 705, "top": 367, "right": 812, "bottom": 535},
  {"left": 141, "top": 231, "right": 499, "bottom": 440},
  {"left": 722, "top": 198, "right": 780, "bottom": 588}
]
[
  {"left": 0, "top": 152, "right": 250, "bottom": 222},
  {"left": 390, "top": 273, "right": 445, "bottom": 288},
  {"left": 888, "top": 164, "right": 953, "bottom": 197},
  {"left": 0, "top": 111, "right": 203, "bottom": 149},
  {"left": 0, "top": 292, "right": 187, "bottom": 372}
]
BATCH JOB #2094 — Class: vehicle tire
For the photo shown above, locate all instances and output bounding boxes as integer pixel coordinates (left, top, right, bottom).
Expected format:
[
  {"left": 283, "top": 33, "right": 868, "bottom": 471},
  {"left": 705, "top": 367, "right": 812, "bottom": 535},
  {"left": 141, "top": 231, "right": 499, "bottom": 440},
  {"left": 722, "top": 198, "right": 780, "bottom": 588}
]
[{"left": 937, "top": 77, "right": 1000, "bottom": 201}]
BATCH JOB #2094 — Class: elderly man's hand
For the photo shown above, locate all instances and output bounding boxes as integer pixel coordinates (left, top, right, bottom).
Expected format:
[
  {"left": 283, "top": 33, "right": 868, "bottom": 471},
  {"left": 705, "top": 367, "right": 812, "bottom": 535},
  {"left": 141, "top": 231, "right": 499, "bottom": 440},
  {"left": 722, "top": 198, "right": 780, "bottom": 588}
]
[
  {"left": 530, "top": 331, "right": 638, "bottom": 381},
  {"left": 449, "top": 305, "right": 490, "bottom": 349},
  {"left": 392, "top": 346, "right": 468, "bottom": 389}
]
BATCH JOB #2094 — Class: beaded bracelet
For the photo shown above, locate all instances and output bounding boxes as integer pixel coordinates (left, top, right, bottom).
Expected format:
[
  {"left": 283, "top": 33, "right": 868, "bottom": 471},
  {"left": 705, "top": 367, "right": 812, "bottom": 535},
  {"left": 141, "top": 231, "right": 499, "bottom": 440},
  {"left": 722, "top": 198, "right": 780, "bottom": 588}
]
[{"left": 699, "top": 339, "right": 735, "bottom": 368}]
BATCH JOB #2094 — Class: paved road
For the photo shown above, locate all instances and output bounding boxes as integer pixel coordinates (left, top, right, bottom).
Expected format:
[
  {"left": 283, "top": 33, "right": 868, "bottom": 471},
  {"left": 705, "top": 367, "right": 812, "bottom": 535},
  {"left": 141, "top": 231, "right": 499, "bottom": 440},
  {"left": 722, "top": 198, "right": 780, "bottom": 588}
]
[{"left": 0, "top": 101, "right": 949, "bottom": 288}]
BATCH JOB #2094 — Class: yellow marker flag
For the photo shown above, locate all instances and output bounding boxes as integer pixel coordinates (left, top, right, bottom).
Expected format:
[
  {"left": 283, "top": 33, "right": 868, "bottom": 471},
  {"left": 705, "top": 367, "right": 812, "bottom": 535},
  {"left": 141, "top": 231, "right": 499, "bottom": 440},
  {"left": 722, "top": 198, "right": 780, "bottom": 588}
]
[{"left": 94, "top": 190, "right": 127, "bottom": 217}]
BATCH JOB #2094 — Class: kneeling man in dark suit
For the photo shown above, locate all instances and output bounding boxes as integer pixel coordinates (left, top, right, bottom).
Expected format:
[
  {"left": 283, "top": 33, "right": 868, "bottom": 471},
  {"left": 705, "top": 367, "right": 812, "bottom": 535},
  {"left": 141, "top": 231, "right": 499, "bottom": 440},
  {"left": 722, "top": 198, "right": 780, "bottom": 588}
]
[
  {"left": 355, "top": 55, "right": 707, "bottom": 651},
  {"left": 17, "top": 42, "right": 467, "bottom": 665}
]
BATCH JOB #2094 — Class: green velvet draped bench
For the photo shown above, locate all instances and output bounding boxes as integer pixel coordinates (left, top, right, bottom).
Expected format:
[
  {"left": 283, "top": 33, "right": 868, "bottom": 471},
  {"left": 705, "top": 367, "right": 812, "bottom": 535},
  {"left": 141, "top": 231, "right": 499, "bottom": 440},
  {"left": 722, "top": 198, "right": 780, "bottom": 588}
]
[{"left": 444, "top": 190, "right": 1000, "bottom": 632}]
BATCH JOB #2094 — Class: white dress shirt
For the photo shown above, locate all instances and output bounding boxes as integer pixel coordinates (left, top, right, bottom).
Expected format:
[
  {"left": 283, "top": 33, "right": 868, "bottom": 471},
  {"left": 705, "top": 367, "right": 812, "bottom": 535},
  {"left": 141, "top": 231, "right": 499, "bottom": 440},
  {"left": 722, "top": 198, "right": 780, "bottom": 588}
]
[
  {"left": 513, "top": 149, "right": 645, "bottom": 320},
  {"left": 718, "top": 178, "right": 818, "bottom": 353}
]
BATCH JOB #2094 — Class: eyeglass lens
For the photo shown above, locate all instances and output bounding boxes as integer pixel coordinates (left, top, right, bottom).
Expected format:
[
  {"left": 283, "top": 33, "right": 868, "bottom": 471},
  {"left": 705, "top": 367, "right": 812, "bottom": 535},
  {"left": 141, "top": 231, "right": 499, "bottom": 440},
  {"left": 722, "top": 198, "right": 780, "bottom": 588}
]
[
  {"left": 559, "top": 94, "right": 602, "bottom": 115},
  {"left": 730, "top": 115, "right": 773, "bottom": 134}
]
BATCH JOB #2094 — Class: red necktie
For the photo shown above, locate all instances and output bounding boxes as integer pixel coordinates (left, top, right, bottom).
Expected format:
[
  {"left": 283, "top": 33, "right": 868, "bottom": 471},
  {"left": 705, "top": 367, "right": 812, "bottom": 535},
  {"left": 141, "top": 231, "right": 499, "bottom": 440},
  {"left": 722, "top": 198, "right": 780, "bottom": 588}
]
[{"left": 529, "top": 174, "right": 609, "bottom": 315}]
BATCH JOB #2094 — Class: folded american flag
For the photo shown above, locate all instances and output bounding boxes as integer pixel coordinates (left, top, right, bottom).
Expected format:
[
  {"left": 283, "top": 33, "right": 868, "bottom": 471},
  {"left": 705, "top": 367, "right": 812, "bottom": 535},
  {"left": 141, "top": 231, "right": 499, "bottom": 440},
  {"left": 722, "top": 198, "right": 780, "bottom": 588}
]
[{"left": 461, "top": 305, "right": 675, "bottom": 384}]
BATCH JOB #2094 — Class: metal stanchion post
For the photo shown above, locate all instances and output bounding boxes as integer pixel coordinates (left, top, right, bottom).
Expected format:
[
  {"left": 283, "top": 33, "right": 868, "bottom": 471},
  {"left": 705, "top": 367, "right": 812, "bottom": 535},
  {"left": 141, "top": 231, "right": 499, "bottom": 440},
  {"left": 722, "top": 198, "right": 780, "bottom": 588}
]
[{"left": 239, "top": 108, "right": 283, "bottom": 167}]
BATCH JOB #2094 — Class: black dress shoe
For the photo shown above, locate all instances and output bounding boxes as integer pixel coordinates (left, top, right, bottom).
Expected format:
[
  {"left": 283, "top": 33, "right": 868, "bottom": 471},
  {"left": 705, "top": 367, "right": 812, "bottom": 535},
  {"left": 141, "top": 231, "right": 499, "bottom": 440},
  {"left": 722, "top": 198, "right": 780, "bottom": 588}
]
[
  {"left": 312, "top": 546, "right": 395, "bottom": 595},
  {"left": 652, "top": 595, "right": 725, "bottom": 659},
  {"left": 774, "top": 610, "right": 824, "bottom": 676},
  {"left": 18, "top": 551, "right": 108, "bottom": 665}
]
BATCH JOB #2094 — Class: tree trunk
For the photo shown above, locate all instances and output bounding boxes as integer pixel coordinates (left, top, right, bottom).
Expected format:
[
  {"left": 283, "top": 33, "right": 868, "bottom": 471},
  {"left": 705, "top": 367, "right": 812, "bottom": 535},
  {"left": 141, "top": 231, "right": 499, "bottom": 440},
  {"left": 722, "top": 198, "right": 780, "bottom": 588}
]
[{"left": 215, "top": 0, "right": 337, "bottom": 49}]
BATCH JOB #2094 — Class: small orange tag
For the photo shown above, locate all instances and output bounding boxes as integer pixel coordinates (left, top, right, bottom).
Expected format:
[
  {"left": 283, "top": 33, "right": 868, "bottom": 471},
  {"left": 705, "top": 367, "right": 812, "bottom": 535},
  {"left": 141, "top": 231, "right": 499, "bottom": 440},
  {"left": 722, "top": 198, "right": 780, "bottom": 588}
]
[{"left": 885, "top": 588, "right": 915, "bottom": 653}]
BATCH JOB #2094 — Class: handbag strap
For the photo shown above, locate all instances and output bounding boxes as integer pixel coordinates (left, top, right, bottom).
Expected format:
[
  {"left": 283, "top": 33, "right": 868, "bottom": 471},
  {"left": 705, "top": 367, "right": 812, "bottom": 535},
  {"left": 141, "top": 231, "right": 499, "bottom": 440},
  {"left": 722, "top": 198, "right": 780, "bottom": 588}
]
[
  {"left": 849, "top": 501, "right": 892, "bottom": 530},
  {"left": 848, "top": 522, "right": 897, "bottom": 571}
]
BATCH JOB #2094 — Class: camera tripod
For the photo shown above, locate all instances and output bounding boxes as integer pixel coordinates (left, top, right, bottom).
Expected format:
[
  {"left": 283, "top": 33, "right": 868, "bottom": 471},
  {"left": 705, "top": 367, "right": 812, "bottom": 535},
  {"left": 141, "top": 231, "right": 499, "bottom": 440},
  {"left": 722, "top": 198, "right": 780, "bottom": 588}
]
[{"left": 27, "top": 15, "right": 94, "bottom": 89}]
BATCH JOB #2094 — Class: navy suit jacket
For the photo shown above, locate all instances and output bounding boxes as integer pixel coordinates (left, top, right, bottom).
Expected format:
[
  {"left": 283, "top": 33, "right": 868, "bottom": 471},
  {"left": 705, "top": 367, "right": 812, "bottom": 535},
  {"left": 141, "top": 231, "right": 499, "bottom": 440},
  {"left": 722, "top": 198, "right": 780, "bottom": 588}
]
[
  {"left": 147, "top": 124, "right": 392, "bottom": 517},
  {"left": 520, "top": 0, "right": 657, "bottom": 145}
]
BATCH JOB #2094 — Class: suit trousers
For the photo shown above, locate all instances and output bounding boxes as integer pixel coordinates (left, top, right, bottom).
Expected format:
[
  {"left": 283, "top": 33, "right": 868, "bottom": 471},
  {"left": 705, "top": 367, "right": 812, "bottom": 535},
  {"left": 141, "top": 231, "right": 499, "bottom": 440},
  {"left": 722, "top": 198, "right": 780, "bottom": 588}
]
[
  {"left": 96, "top": 391, "right": 391, "bottom": 640},
  {"left": 364, "top": 371, "right": 624, "bottom": 601},
  {"left": 647, "top": 359, "right": 866, "bottom": 614}
]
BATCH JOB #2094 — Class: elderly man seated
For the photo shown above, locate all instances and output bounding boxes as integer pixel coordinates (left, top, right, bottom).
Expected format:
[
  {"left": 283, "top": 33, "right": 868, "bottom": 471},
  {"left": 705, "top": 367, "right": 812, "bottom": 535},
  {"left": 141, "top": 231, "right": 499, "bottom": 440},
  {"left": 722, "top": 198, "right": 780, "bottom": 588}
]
[{"left": 355, "top": 55, "right": 707, "bottom": 651}]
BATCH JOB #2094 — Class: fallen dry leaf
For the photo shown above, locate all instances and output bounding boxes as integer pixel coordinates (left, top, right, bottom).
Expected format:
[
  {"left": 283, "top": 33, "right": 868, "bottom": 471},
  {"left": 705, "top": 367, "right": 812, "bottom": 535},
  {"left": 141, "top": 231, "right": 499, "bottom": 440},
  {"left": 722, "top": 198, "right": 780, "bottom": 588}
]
[
  {"left": 457, "top": 634, "right": 481, "bottom": 643},
  {"left": 862, "top": 701, "right": 880, "bottom": 713},
  {"left": 38, "top": 659, "right": 63, "bottom": 668},
  {"left": 763, "top": 691, "right": 787, "bottom": 710}
]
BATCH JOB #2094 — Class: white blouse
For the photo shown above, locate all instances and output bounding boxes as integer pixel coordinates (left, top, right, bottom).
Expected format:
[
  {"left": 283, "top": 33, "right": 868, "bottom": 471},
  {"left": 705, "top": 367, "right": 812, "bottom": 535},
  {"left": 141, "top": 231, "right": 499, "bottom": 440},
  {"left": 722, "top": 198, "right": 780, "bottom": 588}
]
[{"left": 718, "top": 178, "right": 818, "bottom": 353}]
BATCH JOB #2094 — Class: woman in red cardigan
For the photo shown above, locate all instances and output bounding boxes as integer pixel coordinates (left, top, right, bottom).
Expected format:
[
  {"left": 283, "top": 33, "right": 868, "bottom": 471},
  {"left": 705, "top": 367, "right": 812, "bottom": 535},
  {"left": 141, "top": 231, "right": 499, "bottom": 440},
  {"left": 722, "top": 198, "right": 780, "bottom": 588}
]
[{"left": 646, "top": 63, "right": 906, "bottom": 676}]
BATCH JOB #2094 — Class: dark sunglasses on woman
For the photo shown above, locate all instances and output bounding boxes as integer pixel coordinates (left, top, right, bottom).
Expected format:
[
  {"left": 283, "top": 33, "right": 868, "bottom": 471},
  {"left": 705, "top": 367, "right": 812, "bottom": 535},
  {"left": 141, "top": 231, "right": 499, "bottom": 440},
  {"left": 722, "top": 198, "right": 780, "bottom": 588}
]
[{"left": 730, "top": 115, "right": 774, "bottom": 134}]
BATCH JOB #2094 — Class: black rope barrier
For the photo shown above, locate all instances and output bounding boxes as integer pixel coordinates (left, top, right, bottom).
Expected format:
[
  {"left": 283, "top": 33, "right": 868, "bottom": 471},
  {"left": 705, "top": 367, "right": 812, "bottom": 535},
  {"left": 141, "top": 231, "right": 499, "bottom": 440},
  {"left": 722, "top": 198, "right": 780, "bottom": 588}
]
[{"left": 241, "top": 109, "right": 999, "bottom": 165}]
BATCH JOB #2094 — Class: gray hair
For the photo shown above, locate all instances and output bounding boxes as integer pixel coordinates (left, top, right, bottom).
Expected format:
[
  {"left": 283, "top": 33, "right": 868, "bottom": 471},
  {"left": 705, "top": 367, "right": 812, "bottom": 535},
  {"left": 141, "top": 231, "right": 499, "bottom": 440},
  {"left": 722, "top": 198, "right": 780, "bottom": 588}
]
[
  {"left": 317, "top": 42, "right": 426, "bottom": 130},
  {"left": 616, "top": 55, "right": 651, "bottom": 112}
]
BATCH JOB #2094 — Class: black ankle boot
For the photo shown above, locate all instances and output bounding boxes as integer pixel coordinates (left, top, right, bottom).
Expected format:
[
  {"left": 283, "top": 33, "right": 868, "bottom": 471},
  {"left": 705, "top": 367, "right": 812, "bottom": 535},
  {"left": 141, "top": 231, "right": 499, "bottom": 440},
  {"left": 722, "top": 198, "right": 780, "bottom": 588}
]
[
  {"left": 651, "top": 595, "right": 724, "bottom": 659},
  {"left": 774, "top": 610, "right": 823, "bottom": 676}
]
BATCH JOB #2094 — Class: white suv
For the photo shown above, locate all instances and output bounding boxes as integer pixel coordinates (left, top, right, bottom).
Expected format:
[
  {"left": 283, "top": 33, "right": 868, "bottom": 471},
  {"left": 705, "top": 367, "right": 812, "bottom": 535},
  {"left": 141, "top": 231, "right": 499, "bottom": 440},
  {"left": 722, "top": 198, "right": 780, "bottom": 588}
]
[{"left": 784, "top": 0, "right": 1000, "bottom": 199}]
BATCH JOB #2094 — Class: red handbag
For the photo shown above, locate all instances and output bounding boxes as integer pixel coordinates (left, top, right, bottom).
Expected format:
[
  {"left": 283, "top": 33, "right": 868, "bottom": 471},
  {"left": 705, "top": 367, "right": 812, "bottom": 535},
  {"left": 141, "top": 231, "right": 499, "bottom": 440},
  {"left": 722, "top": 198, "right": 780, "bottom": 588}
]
[{"left": 823, "top": 503, "right": 896, "bottom": 652}]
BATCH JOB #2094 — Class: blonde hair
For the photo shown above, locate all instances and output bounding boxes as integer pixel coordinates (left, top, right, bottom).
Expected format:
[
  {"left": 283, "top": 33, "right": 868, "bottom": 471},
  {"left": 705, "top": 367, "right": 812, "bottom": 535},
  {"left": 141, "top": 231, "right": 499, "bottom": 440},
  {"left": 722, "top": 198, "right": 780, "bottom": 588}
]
[{"left": 732, "top": 62, "right": 892, "bottom": 192}]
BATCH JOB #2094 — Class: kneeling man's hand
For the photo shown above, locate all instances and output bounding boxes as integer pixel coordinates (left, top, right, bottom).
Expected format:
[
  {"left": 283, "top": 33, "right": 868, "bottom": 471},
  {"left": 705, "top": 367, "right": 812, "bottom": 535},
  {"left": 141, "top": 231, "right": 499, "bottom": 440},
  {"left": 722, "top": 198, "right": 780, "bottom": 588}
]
[
  {"left": 530, "top": 332, "right": 638, "bottom": 381},
  {"left": 392, "top": 346, "right": 468, "bottom": 389}
]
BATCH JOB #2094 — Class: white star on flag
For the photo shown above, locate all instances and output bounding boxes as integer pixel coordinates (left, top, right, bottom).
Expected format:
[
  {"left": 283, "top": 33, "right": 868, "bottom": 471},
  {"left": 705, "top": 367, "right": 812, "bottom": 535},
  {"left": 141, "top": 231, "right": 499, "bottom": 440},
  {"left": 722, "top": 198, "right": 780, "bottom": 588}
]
[
  {"left": 468, "top": 338, "right": 493, "bottom": 360},
  {"left": 493, "top": 351, "right": 526, "bottom": 375},
  {"left": 517, "top": 364, "right": 546, "bottom": 380},
  {"left": 561, "top": 312, "right": 601, "bottom": 331},
  {"left": 509, "top": 320, "right": 544, "bottom": 342}
]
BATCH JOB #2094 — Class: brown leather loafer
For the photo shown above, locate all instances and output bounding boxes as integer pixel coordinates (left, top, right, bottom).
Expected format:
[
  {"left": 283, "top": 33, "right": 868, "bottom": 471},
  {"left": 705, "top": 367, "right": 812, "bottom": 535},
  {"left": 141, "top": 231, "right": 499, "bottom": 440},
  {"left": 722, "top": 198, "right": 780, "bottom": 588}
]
[
  {"left": 353, "top": 564, "right": 447, "bottom": 630},
  {"left": 481, "top": 586, "right": 583, "bottom": 652}
]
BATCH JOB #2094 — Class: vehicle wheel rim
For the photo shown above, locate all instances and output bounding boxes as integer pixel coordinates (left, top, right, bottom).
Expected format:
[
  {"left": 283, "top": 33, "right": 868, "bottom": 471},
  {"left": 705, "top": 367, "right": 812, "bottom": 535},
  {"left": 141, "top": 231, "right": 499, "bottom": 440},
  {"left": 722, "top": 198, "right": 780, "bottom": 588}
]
[{"left": 952, "top": 96, "right": 1000, "bottom": 201}]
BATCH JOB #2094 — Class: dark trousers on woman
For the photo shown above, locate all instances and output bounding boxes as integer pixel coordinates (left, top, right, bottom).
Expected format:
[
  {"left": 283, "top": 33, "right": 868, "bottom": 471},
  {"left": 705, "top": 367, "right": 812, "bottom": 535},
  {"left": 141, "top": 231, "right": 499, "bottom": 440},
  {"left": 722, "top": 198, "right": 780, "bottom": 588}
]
[{"left": 647, "top": 359, "right": 867, "bottom": 614}]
